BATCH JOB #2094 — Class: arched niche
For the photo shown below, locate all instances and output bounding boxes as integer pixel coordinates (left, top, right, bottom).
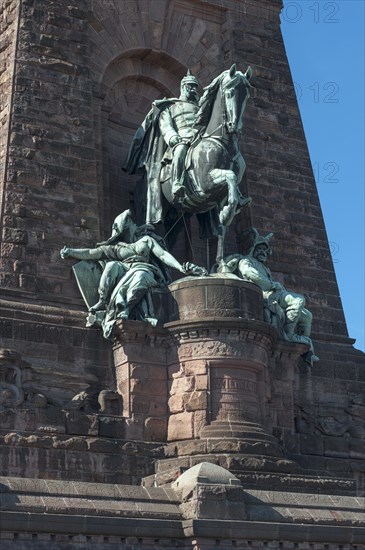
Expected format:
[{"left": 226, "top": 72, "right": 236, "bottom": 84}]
[{"left": 97, "top": 52, "right": 190, "bottom": 235}]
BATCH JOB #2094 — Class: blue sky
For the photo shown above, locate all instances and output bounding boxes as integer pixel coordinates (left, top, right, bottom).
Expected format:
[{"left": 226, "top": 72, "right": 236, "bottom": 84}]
[{"left": 281, "top": 0, "right": 365, "bottom": 351}]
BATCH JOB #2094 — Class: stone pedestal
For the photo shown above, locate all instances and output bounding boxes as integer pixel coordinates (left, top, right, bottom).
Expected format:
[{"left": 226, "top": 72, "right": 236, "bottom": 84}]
[
  {"left": 113, "top": 322, "right": 169, "bottom": 442},
  {"left": 165, "top": 276, "right": 278, "bottom": 446},
  {"left": 167, "top": 275, "right": 264, "bottom": 322},
  {"left": 110, "top": 277, "right": 361, "bottom": 496},
  {"left": 111, "top": 277, "right": 302, "bottom": 455}
]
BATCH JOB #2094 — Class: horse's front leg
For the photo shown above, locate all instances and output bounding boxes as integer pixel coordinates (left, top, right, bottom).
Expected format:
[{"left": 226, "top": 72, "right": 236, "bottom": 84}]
[{"left": 210, "top": 169, "right": 239, "bottom": 227}]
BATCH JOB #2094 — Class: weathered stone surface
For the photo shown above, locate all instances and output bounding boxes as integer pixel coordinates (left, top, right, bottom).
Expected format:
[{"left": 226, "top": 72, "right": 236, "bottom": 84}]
[
  {"left": 168, "top": 394, "right": 184, "bottom": 413},
  {"left": 0, "top": 432, "right": 162, "bottom": 485},
  {"left": 168, "top": 411, "right": 194, "bottom": 441},
  {"left": 144, "top": 417, "right": 167, "bottom": 442},
  {"left": 1, "top": 473, "right": 364, "bottom": 546},
  {"left": 0, "top": 0, "right": 364, "bottom": 546},
  {"left": 167, "top": 277, "right": 263, "bottom": 322},
  {"left": 183, "top": 390, "right": 207, "bottom": 412}
]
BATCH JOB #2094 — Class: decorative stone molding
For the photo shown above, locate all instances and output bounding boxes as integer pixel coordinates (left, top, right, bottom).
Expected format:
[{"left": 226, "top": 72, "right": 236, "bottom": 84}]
[
  {"left": 114, "top": 319, "right": 170, "bottom": 347},
  {"left": 166, "top": 320, "right": 276, "bottom": 349}
]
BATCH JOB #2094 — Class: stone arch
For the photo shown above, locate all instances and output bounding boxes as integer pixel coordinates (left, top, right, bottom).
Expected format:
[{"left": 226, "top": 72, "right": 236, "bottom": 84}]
[
  {"left": 101, "top": 50, "right": 188, "bottom": 89},
  {"left": 88, "top": 1, "right": 226, "bottom": 87},
  {"left": 96, "top": 52, "right": 192, "bottom": 233}
]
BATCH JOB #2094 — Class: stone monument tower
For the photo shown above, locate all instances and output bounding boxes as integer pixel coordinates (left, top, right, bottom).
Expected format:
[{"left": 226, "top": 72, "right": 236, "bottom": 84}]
[{"left": 0, "top": 1, "right": 364, "bottom": 548}]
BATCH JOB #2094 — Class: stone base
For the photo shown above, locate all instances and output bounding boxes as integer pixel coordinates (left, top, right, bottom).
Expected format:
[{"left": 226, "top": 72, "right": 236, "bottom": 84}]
[
  {"left": 1, "top": 277, "right": 364, "bottom": 548},
  {"left": 1, "top": 472, "right": 364, "bottom": 549},
  {"left": 200, "top": 420, "right": 281, "bottom": 442},
  {"left": 146, "top": 438, "right": 357, "bottom": 495},
  {"left": 0, "top": 429, "right": 163, "bottom": 485}
]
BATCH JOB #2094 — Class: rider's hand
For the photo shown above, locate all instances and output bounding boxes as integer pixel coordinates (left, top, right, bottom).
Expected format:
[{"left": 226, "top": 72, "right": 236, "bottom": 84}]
[{"left": 169, "top": 135, "right": 182, "bottom": 147}]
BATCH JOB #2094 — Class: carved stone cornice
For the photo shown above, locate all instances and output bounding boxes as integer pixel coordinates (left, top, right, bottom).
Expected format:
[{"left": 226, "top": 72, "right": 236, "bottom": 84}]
[
  {"left": 0, "top": 296, "right": 86, "bottom": 326},
  {"left": 164, "top": 317, "right": 277, "bottom": 350},
  {"left": 113, "top": 319, "right": 171, "bottom": 349}
]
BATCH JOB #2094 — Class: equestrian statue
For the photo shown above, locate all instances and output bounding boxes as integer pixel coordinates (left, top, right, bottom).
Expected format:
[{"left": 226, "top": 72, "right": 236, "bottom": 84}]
[{"left": 124, "top": 64, "right": 253, "bottom": 270}]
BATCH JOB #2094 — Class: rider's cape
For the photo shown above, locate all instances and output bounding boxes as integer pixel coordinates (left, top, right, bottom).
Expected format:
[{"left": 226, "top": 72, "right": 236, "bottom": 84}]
[{"left": 123, "top": 99, "right": 179, "bottom": 225}]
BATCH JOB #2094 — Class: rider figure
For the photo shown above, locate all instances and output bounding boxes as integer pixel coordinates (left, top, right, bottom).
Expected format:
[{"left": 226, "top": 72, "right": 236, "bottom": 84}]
[{"left": 158, "top": 70, "right": 200, "bottom": 203}]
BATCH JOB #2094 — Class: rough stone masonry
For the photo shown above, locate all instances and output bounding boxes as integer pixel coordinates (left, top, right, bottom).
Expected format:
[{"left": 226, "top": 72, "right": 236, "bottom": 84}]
[{"left": 0, "top": 0, "right": 364, "bottom": 548}]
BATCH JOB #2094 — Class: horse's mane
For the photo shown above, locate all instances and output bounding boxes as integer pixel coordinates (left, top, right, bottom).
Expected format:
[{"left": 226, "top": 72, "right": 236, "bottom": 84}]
[
  {"left": 194, "top": 69, "right": 250, "bottom": 133},
  {"left": 194, "top": 72, "right": 226, "bottom": 132}
]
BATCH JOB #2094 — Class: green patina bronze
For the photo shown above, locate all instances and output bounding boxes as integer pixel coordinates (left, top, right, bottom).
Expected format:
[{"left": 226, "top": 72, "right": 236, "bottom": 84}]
[
  {"left": 225, "top": 229, "right": 319, "bottom": 365},
  {"left": 124, "top": 64, "right": 253, "bottom": 268},
  {"left": 60, "top": 210, "right": 206, "bottom": 338}
]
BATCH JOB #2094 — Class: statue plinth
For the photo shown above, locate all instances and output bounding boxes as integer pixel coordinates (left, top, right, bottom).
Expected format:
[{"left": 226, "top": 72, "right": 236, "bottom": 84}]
[
  {"left": 113, "top": 321, "right": 170, "bottom": 442},
  {"left": 166, "top": 275, "right": 263, "bottom": 322},
  {"left": 163, "top": 276, "right": 279, "bottom": 447},
  {"left": 112, "top": 275, "right": 309, "bottom": 477}
]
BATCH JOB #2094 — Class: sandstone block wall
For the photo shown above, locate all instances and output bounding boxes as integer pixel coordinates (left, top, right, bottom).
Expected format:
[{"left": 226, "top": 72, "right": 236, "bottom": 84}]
[
  {"left": 0, "top": 0, "right": 352, "bottom": 339},
  {"left": 0, "top": 0, "right": 19, "bottom": 221},
  {"left": 1, "top": 0, "right": 99, "bottom": 298},
  {"left": 0, "top": 0, "right": 363, "bottom": 497},
  {"left": 228, "top": 1, "right": 347, "bottom": 341}
]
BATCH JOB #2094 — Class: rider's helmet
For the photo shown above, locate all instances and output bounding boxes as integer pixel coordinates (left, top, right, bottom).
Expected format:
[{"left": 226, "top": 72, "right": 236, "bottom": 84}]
[{"left": 180, "top": 70, "right": 199, "bottom": 88}]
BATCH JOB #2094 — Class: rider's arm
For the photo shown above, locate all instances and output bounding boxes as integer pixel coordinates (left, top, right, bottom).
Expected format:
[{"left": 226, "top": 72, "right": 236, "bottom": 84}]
[{"left": 159, "top": 108, "right": 180, "bottom": 147}]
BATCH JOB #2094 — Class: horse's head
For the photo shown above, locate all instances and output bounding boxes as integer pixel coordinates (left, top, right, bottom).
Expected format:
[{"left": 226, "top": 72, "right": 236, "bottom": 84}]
[{"left": 221, "top": 64, "right": 252, "bottom": 134}]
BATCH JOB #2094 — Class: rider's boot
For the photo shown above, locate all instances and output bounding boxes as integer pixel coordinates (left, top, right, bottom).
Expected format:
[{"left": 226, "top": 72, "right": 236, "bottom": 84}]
[
  {"left": 171, "top": 146, "right": 187, "bottom": 204},
  {"left": 285, "top": 321, "right": 319, "bottom": 365}
]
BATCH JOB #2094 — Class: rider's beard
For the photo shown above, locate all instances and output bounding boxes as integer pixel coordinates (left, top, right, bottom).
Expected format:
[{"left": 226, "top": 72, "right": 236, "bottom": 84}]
[{"left": 188, "top": 91, "right": 198, "bottom": 102}]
